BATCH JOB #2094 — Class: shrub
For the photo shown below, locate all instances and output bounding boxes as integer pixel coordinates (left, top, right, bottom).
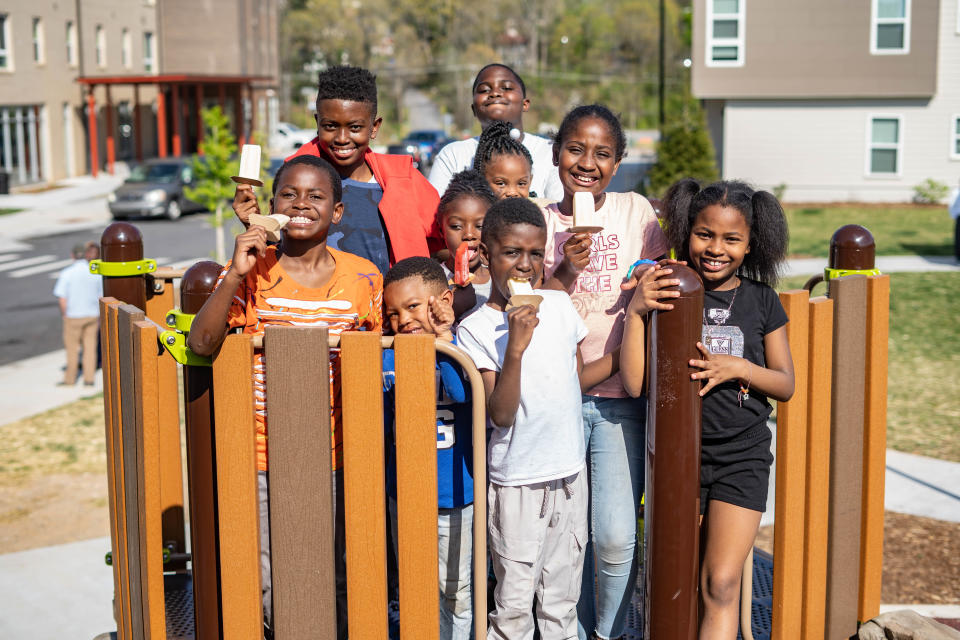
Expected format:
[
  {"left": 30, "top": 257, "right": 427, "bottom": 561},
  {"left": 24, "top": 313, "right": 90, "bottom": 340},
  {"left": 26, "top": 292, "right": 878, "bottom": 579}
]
[
  {"left": 912, "top": 178, "right": 950, "bottom": 205},
  {"left": 647, "top": 98, "right": 718, "bottom": 197}
]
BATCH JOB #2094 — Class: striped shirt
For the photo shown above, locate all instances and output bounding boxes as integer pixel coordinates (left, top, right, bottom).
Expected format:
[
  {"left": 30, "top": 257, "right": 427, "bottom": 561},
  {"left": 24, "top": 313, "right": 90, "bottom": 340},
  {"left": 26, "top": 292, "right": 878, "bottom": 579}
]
[{"left": 220, "top": 245, "right": 383, "bottom": 471}]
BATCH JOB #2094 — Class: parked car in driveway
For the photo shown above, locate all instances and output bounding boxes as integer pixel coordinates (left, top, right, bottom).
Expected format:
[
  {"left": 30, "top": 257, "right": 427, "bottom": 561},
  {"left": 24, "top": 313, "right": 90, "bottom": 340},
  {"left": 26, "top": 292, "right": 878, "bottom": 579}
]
[
  {"left": 401, "top": 129, "right": 453, "bottom": 169},
  {"left": 107, "top": 158, "right": 205, "bottom": 221},
  {"left": 270, "top": 121, "right": 316, "bottom": 154}
]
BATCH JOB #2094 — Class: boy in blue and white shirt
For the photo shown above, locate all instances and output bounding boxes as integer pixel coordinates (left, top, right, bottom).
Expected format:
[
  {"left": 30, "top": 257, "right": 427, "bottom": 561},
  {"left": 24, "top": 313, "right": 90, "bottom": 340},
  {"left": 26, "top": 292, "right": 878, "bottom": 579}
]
[{"left": 382, "top": 256, "right": 475, "bottom": 640}]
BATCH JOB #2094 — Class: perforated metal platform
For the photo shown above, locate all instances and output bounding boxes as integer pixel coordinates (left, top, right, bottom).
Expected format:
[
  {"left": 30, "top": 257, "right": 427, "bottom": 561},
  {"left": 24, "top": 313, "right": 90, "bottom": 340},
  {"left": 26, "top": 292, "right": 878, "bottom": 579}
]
[
  {"left": 622, "top": 547, "right": 775, "bottom": 640},
  {"left": 164, "top": 573, "right": 195, "bottom": 640}
]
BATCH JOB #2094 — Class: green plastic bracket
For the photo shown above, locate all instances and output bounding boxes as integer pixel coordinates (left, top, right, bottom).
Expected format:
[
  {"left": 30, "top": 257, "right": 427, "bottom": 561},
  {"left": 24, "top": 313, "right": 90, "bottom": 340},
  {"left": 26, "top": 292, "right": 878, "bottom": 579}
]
[
  {"left": 159, "top": 330, "right": 212, "bottom": 367},
  {"left": 165, "top": 309, "right": 196, "bottom": 333},
  {"left": 89, "top": 258, "right": 157, "bottom": 277},
  {"left": 824, "top": 267, "right": 881, "bottom": 280},
  {"left": 104, "top": 551, "right": 112, "bottom": 566}
]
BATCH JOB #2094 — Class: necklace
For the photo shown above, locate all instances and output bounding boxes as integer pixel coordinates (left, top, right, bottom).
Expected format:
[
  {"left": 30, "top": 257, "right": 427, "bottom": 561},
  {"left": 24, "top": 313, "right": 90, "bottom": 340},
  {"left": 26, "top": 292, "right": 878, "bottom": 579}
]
[{"left": 703, "top": 284, "right": 739, "bottom": 327}]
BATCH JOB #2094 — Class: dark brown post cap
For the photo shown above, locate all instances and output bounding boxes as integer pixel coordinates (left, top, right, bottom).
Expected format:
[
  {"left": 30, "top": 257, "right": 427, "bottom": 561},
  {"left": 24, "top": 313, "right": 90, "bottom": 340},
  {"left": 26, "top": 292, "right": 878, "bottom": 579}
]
[
  {"left": 181, "top": 261, "right": 224, "bottom": 314},
  {"left": 100, "top": 222, "right": 143, "bottom": 260},
  {"left": 829, "top": 224, "right": 876, "bottom": 270},
  {"left": 659, "top": 263, "right": 703, "bottom": 298}
]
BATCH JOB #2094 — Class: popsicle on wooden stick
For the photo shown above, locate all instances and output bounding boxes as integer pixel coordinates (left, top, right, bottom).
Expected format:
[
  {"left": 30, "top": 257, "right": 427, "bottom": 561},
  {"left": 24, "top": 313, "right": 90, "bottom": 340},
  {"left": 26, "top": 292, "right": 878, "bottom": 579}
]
[
  {"left": 231, "top": 144, "right": 264, "bottom": 187},
  {"left": 248, "top": 213, "right": 290, "bottom": 242},
  {"left": 505, "top": 277, "right": 543, "bottom": 311},
  {"left": 569, "top": 191, "right": 603, "bottom": 234}
]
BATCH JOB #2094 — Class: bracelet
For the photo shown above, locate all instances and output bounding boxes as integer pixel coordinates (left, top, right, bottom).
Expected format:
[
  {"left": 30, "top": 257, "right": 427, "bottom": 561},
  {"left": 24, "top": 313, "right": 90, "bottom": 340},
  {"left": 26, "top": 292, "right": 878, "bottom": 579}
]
[{"left": 738, "top": 361, "right": 753, "bottom": 407}]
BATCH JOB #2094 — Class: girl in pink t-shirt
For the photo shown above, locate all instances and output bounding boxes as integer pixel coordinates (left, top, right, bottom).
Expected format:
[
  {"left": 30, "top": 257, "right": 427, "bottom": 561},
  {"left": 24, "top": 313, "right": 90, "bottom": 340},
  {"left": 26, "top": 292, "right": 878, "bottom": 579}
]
[{"left": 541, "top": 104, "right": 668, "bottom": 640}]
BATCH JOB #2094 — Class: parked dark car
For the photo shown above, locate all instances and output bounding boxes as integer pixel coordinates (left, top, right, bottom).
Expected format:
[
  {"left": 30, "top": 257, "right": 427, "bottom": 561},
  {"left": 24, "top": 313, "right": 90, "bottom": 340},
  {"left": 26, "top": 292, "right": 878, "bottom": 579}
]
[
  {"left": 386, "top": 142, "right": 424, "bottom": 169},
  {"left": 400, "top": 129, "right": 454, "bottom": 170},
  {"left": 107, "top": 158, "right": 205, "bottom": 221}
]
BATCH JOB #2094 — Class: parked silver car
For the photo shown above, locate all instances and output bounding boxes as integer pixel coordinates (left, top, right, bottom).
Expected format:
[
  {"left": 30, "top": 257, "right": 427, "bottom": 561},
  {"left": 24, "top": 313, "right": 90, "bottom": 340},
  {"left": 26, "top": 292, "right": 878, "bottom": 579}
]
[{"left": 107, "top": 158, "right": 205, "bottom": 221}]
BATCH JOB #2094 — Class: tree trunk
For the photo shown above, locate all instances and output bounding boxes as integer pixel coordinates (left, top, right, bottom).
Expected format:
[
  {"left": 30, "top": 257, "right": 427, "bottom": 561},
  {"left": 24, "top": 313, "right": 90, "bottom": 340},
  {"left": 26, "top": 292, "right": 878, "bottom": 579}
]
[{"left": 214, "top": 201, "right": 226, "bottom": 264}]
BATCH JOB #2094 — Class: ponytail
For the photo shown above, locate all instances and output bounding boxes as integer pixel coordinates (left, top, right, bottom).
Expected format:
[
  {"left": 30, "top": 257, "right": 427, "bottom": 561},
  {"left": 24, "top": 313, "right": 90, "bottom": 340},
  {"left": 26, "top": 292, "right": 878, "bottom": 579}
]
[
  {"left": 662, "top": 177, "right": 702, "bottom": 263},
  {"left": 743, "top": 189, "right": 788, "bottom": 285}
]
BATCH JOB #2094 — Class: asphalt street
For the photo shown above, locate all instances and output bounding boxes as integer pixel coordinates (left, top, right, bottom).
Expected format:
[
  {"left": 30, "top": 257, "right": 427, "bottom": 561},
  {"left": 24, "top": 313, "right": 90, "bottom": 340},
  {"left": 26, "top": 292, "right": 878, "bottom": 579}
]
[{"left": 0, "top": 211, "right": 245, "bottom": 366}]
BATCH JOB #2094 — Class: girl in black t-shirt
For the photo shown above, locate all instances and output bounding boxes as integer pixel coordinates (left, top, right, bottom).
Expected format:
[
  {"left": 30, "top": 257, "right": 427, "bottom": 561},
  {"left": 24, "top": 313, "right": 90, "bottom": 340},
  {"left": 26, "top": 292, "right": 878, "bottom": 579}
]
[{"left": 620, "top": 179, "right": 795, "bottom": 639}]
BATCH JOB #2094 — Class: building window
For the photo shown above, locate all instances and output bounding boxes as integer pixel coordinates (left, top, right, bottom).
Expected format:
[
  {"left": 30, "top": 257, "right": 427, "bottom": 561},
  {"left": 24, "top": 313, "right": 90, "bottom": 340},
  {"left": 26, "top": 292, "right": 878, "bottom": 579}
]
[
  {"left": 706, "top": 0, "right": 746, "bottom": 67},
  {"left": 0, "top": 14, "right": 12, "bottom": 70},
  {"left": 32, "top": 18, "right": 45, "bottom": 64},
  {"left": 66, "top": 21, "right": 77, "bottom": 67},
  {"left": 867, "top": 116, "right": 902, "bottom": 175},
  {"left": 121, "top": 29, "right": 131, "bottom": 69},
  {"left": 143, "top": 31, "right": 155, "bottom": 73},
  {"left": 951, "top": 115, "right": 960, "bottom": 160},
  {"left": 95, "top": 25, "right": 106, "bottom": 68},
  {"left": 871, "top": 0, "right": 911, "bottom": 54}
]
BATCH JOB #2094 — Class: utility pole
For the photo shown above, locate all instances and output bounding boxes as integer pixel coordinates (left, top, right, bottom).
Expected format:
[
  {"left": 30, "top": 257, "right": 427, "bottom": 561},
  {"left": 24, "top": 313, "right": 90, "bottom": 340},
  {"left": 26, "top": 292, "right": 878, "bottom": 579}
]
[{"left": 659, "top": 0, "right": 666, "bottom": 132}]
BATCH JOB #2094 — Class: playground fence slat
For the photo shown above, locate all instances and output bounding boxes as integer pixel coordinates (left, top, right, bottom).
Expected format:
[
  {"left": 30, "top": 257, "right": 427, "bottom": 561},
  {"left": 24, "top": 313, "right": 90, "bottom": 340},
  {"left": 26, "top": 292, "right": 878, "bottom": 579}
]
[
  {"left": 101, "top": 298, "right": 131, "bottom": 640},
  {"left": 825, "top": 276, "right": 867, "bottom": 640},
  {"left": 264, "top": 326, "right": 338, "bottom": 639},
  {"left": 212, "top": 334, "right": 262, "bottom": 640},
  {"left": 394, "top": 334, "right": 440, "bottom": 640},
  {"left": 859, "top": 275, "right": 890, "bottom": 623},
  {"left": 183, "top": 362, "right": 220, "bottom": 640},
  {"left": 801, "top": 297, "right": 834, "bottom": 640},
  {"left": 133, "top": 320, "right": 168, "bottom": 640},
  {"left": 772, "top": 290, "right": 810, "bottom": 638},
  {"left": 341, "top": 332, "right": 389, "bottom": 640},
  {"left": 118, "top": 304, "right": 147, "bottom": 640},
  {"left": 146, "top": 278, "right": 186, "bottom": 566}
]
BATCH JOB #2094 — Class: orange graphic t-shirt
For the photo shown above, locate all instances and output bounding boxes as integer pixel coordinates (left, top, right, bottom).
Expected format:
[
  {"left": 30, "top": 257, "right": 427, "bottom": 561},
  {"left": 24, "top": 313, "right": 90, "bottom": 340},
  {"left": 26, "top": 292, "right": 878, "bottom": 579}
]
[{"left": 219, "top": 246, "right": 383, "bottom": 471}]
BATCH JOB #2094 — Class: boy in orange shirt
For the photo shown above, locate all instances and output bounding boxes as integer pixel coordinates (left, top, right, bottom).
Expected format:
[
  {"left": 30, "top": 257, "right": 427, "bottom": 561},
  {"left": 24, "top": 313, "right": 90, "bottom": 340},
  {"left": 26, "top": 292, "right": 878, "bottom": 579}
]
[{"left": 189, "top": 154, "right": 382, "bottom": 639}]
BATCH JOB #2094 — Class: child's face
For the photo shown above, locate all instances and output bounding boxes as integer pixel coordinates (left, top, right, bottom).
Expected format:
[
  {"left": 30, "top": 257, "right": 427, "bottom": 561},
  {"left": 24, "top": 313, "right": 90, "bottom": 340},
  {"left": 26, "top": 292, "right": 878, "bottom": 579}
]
[
  {"left": 314, "top": 99, "right": 382, "bottom": 176},
  {"left": 441, "top": 195, "right": 488, "bottom": 270},
  {"left": 471, "top": 66, "right": 530, "bottom": 129},
  {"left": 270, "top": 164, "right": 344, "bottom": 240},
  {"left": 484, "top": 155, "right": 532, "bottom": 200},
  {"left": 553, "top": 115, "right": 621, "bottom": 201},
  {"left": 688, "top": 204, "right": 751, "bottom": 290},
  {"left": 383, "top": 277, "right": 453, "bottom": 335},
  {"left": 481, "top": 223, "right": 546, "bottom": 303}
]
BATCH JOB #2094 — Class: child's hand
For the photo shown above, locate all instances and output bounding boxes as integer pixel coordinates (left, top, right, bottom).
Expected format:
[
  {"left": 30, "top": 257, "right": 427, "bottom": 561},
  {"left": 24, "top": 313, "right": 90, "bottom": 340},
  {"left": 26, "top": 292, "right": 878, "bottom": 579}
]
[
  {"left": 230, "top": 227, "right": 268, "bottom": 278},
  {"left": 427, "top": 295, "right": 455, "bottom": 342},
  {"left": 232, "top": 184, "right": 260, "bottom": 226},
  {"left": 505, "top": 305, "right": 539, "bottom": 358},
  {"left": 627, "top": 264, "right": 682, "bottom": 316},
  {"left": 689, "top": 342, "right": 748, "bottom": 396},
  {"left": 562, "top": 233, "right": 593, "bottom": 274},
  {"left": 620, "top": 257, "right": 686, "bottom": 291}
]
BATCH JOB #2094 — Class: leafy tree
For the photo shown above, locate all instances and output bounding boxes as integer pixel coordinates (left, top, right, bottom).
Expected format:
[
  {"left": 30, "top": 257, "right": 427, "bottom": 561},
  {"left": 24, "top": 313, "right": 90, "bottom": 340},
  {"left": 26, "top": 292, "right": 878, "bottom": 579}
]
[
  {"left": 647, "top": 97, "right": 718, "bottom": 197},
  {"left": 184, "top": 106, "right": 237, "bottom": 264}
]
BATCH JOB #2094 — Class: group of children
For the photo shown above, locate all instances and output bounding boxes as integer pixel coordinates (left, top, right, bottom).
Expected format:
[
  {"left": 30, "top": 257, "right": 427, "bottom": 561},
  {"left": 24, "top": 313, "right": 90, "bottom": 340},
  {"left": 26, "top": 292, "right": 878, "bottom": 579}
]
[{"left": 188, "top": 62, "right": 795, "bottom": 640}]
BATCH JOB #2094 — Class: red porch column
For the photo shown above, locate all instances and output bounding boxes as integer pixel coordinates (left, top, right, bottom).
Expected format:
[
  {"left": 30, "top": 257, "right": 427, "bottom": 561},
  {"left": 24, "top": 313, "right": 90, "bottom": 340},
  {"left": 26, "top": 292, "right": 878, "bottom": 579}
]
[
  {"left": 87, "top": 88, "right": 99, "bottom": 177},
  {"left": 171, "top": 84, "right": 182, "bottom": 157},
  {"left": 105, "top": 85, "right": 116, "bottom": 175},
  {"left": 234, "top": 85, "right": 245, "bottom": 147},
  {"left": 248, "top": 84, "right": 257, "bottom": 142},
  {"left": 195, "top": 84, "right": 204, "bottom": 154},
  {"left": 157, "top": 87, "right": 168, "bottom": 158}
]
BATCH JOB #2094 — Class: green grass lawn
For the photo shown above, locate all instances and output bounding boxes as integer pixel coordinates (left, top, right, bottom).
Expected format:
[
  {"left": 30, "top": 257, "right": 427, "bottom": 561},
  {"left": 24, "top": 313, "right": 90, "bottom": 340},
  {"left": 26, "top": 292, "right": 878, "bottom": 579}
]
[
  {"left": 778, "top": 271, "right": 960, "bottom": 462},
  {"left": 785, "top": 204, "right": 954, "bottom": 258}
]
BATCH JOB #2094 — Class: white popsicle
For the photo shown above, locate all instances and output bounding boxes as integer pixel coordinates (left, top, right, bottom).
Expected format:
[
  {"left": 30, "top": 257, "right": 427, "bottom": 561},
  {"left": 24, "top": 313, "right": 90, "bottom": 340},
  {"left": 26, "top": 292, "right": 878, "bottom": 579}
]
[
  {"left": 507, "top": 278, "right": 535, "bottom": 296},
  {"left": 506, "top": 277, "right": 543, "bottom": 310},
  {"left": 570, "top": 191, "right": 602, "bottom": 233},
  {"left": 232, "top": 144, "right": 263, "bottom": 186}
]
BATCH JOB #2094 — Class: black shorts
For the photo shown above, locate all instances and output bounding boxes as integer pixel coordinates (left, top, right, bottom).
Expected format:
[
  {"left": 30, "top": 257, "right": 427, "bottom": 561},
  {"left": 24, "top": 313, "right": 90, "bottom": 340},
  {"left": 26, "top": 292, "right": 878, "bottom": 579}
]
[{"left": 700, "top": 424, "right": 773, "bottom": 514}]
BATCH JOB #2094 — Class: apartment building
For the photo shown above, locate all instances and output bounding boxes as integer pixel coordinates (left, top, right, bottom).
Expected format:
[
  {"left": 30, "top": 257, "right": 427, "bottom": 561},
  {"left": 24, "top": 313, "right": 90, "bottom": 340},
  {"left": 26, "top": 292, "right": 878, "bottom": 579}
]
[
  {"left": 0, "top": 0, "right": 279, "bottom": 189},
  {"left": 692, "top": 0, "right": 959, "bottom": 202}
]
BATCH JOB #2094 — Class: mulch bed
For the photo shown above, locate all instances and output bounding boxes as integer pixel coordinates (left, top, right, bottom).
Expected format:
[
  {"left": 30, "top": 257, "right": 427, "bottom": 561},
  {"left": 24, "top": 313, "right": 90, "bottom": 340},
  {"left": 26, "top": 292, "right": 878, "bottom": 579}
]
[{"left": 756, "top": 511, "right": 960, "bottom": 604}]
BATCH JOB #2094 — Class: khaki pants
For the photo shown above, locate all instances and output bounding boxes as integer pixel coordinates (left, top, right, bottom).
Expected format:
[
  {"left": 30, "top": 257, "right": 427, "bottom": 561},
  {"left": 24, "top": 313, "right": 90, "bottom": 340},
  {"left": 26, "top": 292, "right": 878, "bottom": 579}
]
[
  {"left": 487, "top": 471, "right": 588, "bottom": 640},
  {"left": 63, "top": 316, "right": 99, "bottom": 384}
]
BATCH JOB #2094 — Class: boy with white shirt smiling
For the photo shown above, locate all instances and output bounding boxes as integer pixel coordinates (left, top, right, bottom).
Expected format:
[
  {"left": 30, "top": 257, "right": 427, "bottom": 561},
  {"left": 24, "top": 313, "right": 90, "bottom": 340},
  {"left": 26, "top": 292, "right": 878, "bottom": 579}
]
[{"left": 456, "top": 198, "right": 618, "bottom": 640}]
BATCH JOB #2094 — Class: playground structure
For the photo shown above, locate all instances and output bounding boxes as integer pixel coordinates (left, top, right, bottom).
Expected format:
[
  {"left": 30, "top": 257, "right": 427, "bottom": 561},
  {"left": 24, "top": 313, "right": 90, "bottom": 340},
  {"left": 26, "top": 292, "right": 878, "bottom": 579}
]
[{"left": 95, "top": 222, "right": 889, "bottom": 640}]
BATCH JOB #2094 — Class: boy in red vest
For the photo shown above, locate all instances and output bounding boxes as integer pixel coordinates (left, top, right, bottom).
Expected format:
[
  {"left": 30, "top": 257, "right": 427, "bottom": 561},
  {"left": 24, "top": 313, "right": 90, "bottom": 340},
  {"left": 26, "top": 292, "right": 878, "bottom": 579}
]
[{"left": 233, "top": 65, "right": 441, "bottom": 272}]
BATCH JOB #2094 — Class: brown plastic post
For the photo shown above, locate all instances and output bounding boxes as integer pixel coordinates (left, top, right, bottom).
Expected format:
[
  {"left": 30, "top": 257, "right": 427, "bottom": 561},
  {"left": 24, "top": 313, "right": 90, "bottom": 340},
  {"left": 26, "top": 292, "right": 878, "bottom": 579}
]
[
  {"left": 644, "top": 265, "right": 703, "bottom": 640},
  {"left": 100, "top": 222, "right": 147, "bottom": 311},
  {"left": 180, "top": 260, "right": 224, "bottom": 640}
]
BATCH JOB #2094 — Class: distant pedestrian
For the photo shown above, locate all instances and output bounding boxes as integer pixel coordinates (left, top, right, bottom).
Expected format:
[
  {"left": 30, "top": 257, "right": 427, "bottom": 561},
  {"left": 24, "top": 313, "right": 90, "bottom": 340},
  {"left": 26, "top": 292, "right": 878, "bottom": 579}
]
[
  {"left": 53, "top": 242, "right": 102, "bottom": 386},
  {"left": 949, "top": 180, "right": 960, "bottom": 261}
]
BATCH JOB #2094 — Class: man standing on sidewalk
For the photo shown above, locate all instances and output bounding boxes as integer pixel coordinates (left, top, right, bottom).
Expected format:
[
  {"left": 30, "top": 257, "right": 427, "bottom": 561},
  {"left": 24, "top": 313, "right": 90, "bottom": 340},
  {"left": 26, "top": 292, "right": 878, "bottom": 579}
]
[{"left": 53, "top": 242, "right": 102, "bottom": 386}]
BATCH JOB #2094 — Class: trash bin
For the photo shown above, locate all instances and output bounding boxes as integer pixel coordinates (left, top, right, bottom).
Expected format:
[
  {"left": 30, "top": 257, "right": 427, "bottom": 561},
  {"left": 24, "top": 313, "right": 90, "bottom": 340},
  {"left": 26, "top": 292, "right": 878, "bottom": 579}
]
[{"left": 0, "top": 171, "right": 9, "bottom": 195}]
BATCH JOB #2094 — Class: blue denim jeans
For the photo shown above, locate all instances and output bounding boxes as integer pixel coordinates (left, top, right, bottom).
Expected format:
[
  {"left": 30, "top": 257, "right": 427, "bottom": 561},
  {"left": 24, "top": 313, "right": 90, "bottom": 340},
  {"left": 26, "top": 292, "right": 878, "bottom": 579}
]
[{"left": 577, "top": 395, "right": 646, "bottom": 640}]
